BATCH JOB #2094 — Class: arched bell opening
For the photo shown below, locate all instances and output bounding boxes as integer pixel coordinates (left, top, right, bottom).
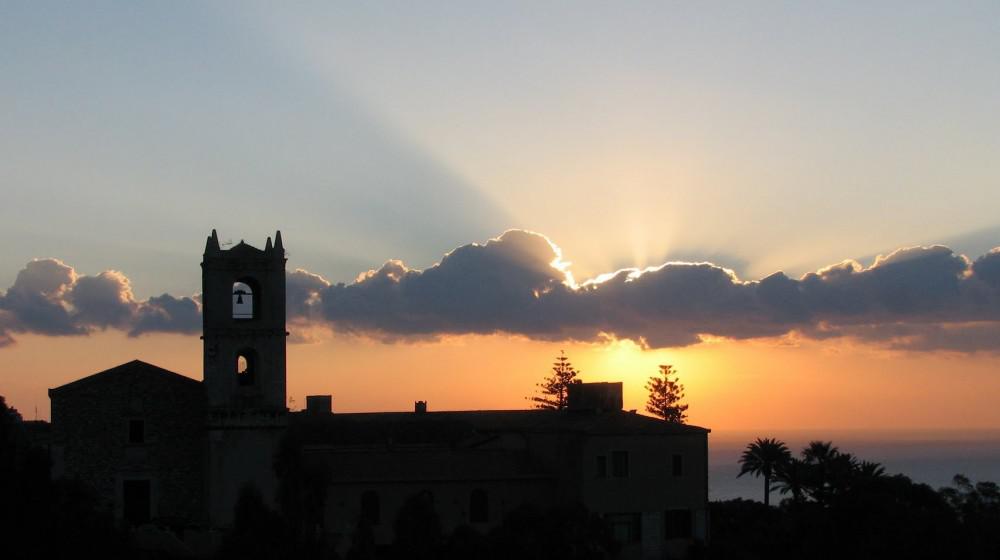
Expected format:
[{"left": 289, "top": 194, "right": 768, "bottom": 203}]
[{"left": 232, "top": 277, "right": 261, "bottom": 320}]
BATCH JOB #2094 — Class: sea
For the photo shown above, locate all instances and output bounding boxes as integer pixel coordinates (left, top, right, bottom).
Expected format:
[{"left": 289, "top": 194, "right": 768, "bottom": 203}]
[{"left": 708, "top": 429, "right": 1000, "bottom": 501}]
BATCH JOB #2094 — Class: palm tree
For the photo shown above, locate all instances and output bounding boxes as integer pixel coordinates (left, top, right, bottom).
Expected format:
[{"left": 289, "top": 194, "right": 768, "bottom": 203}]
[
  {"left": 737, "top": 437, "right": 792, "bottom": 506},
  {"left": 802, "top": 440, "right": 839, "bottom": 465},
  {"left": 774, "top": 457, "right": 810, "bottom": 504},
  {"left": 801, "top": 441, "right": 856, "bottom": 504},
  {"left": 856, "top": 460, "right": 886, "bottom": 479}
]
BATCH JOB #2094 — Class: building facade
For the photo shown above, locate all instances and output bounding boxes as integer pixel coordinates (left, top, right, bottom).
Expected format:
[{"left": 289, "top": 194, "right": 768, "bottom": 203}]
[{"left": 47, "top": 230, "right": 711, "bottom": 559}]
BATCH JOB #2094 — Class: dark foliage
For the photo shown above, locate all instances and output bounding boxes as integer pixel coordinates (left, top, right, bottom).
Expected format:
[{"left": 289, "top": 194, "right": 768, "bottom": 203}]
[
  {"left": 939, "top": 474, "right": 1000, "bottom": 559},
  {"left": 708, "top": 499, "right": 793, "bottom": 559},
  {"left": 2, "top": 395, "right": 132, "bottom": 560},
  {"left": 392, "top": 490, "right": 444, "bottom": 560},
  {"left": 345, "top": 518, "right": 377, "bottom": 560},
  {"left": 645, "top": 364, "right": 688, "bottom": 423},
  {"left": 386, "top": 499, "right": 618, "bottom": 560},
  {"left": 218, "top": 484, "right": 288, "bottom": 560},
  {"left": 711, "top": 474, "right": 961, "bottom": 560},
  {"left": 274, "top": 431, "right": 332, "bottom": 557},
  {"left": 529, "top": 351, "right": 583, "bottom": 410},
  {"left": 442, "top": 524, "right": 490, "bottom": 560},
  {"left": 486, "top": 503, "right": 619, "bottom": 560},
  {"left": 737, "top": 437, "right": 791, "bottom": 506},
  {"left": 719, "top": 436, "right": 998, "bottom": 559}
]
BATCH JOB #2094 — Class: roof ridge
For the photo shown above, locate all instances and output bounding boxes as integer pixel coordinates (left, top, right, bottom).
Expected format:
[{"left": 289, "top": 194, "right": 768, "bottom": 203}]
[{"left": 49, "top": 360, "right": 200, "bottom": 395}]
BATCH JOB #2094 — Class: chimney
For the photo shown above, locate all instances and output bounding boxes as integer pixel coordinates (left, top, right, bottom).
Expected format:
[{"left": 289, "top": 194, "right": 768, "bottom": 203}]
[
  {"left": 567, "top": 382, "right": 623, "bottom": 413},
  {"left": 414, "top": 401, "right": 427, "bottom": 414},
  {"left": 306, "top": 395, "right": 332, "bottom": 415}
]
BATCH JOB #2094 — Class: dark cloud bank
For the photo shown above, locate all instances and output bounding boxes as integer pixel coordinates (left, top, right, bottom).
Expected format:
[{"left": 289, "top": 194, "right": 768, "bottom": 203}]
[
  {"left": 0, "top": 259, "right": 199, "bottom": 346},
  {"left": 4, "top": 230, "right": 1000, "bottom": 352}
]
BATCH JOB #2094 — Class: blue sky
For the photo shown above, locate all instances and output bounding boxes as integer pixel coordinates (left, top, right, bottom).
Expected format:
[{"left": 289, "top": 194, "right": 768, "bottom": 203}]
[
  {"left": 3, "top": 1, "right": 999, "bottom": 297},
  {"left": 3, "top": 2, "right": 1000, "bottom": 428}
]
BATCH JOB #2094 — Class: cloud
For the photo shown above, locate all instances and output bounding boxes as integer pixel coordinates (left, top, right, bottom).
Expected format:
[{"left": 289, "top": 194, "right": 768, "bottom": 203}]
[
  {"left": 130, "top": 293, "right": 201, "bottom": 336},
  {"left": 0, "top": 258, "right": 201, "bottom": 343},
  {"left": 1, "top": 259, "right": 82, "bottom": 336},
  {"left": 972, "top": 249, "right": 1000, "bottom": 289},
  {"left": 287, "top": 268, "right": 331, "bottom": 321},
  {"left": 2, "top": 232, "right": 1000, "bottom": 352},
  {"left": 298, "top": 231, "right": 1000, "bottom": 352},
  {"left": 69, "top": 271, "right": 138, "bottom": 329},
  {"left": 317, "top": 230, "right": 572, "bottom": 337}
]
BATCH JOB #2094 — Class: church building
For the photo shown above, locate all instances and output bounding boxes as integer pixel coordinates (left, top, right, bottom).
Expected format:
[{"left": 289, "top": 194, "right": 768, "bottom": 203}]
[{"left": 48, "top": 230, "right": 710, "bottom": 559}]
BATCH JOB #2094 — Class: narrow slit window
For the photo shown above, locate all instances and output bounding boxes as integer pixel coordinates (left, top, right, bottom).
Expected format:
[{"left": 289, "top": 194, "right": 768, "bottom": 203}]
[
  {"left": 232, "top": 282, "right": 254, "bottom": 319},
  {"left": 128, "top": 419, "right": 145, "bottom": 444},
  {"left": 612, "top": 450, "right": 629, "bottom": 477}
]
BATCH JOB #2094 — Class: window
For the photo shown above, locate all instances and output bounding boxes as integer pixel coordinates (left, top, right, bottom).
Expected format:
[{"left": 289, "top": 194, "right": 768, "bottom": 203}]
[
  {"left": 232, "top": 281, "right": 254, "bottom": 319},
  {"left": 596, "top": 455, "right": 607, "bottom": 478},
  {"left": 672, "top": 454, "right": 683, "bottom": 476},
  {"left": 470, "top": 488, "right": 489, "bottom": 523},
  {"left": 361, "top": 490, "right": 380, "bottom": 525},
  {"left": 612, "top": 450, "right": 629, "bottom": 477},
  {"left": 665, "top": 509, "right": 692, "bottom": 539},
  {"left": 606, "top": 513, "right": 641, "bottom": 543},
  {"left": 128, "top": 419, "right": 145, "bottom": 444},
  {"left": 236, "top": 350, "right": 256, "bottom": 386},
  {"left": 123, "top": 480, "right": 151, "bottom": 526}
]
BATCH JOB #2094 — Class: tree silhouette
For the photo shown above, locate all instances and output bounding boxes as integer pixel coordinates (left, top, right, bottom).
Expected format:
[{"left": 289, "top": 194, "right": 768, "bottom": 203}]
[
  {"left": 774, "top": 457, "right": 811, "bottom": 504},
  {"left": 393, "top": 490, "right": 443, "bottom": 560},
  {"left": 940, "top": 474, "right": 1000, "bottom": 557},
  {"left": 220, "top": 483, "right": 287, "bottom": 560},
  {"left": 644, "top": 364, "right": 689, "bottom": 423},
  {"left": 738, "top": 437, "right": 791, "bottom": 506},
  {"left": 856, "top": 460, "right": 886, "bottom": 479},
  {"left": 799, "top": 440, "right": 858, "bottom": 505},
  {"left": 769, "top": 441, "right": 890, "bottom": 507},
  {"left": 530, "top": 351, "right": 582, "bottom": 410}
]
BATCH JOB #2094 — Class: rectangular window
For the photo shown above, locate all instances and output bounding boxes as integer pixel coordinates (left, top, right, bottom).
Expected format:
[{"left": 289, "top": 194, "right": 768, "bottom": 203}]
[
  {"left": 128, "top": 419, "right": 145, "bottom": 444},
  {"left": 672, "top": 454, "right": 683, "bottom": 476},
  {"left": 123, "top": 479, "right": 151, "bottom": 526},
  {"left": 612, "top": 451, "right": 629, "bottom": 477},
  {"left": 606, "top": 513, "right": 642, "bottom": 543},
  {"left": 596, "top": 455, "right": 607, "bottom": 478},
  {"left": 665, "top": 509, "right": 692, "bottom": 539}
]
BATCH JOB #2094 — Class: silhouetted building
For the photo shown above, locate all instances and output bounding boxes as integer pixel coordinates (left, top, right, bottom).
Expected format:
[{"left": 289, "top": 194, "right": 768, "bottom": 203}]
[
  {"left": 48, "top": 360, "right": 205, "bottom": 526},
  {"left": 294, "top": 389, "right": 709, "bottom": 559},
  {"left": 48, "top": 230, "right": 710, "bottom": 559}
]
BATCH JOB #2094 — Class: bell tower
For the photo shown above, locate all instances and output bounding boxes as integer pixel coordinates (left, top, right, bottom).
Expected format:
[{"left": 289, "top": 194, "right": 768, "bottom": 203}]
[
  {"left": 201, "top": 229, "right": 288, "bottom": 527},
  {"left": 201, "top": 229, "right": 287, "bottom": 411}
]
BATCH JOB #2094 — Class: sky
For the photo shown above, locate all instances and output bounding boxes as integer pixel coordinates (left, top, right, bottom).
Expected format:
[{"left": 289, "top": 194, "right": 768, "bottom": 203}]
[{"left": 2, "top": 2, "right": 999, "bottom": 432}]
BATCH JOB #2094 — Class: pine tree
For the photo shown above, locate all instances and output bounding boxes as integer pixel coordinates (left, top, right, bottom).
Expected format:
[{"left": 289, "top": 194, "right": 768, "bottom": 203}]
[
  {"left": 530, "top": 351, "right": 582, "bottom": 410},
  {"left": 645, "top": 364, "right": 688, "bottom": 423}
]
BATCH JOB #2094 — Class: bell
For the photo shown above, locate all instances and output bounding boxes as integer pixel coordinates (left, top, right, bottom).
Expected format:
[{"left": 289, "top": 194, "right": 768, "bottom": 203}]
[{"left": 236, "top": 293, "right": 244, "bottom": 304}]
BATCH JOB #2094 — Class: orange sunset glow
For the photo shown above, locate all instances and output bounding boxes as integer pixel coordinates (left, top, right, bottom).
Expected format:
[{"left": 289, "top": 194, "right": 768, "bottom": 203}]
[
  {"left": 3, "top": 4, "right": 1000, "bottom": 557},
  {"left": 7, "top": 327, "right": 1000, "bottom": 432}
]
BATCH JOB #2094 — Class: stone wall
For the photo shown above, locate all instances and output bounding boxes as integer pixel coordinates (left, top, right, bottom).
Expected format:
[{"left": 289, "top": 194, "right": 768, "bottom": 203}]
[{"left": 49, "top": 361, "right": 206, "bottom": 526}]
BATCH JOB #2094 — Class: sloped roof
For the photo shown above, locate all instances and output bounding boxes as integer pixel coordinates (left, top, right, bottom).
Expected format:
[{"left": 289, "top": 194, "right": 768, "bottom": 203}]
[
  {"left": 226, "top": 240, "right": 265, "bottom": 257},
  {"left": 48, "top": 359, "right": 200, "bottom": 396}
]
